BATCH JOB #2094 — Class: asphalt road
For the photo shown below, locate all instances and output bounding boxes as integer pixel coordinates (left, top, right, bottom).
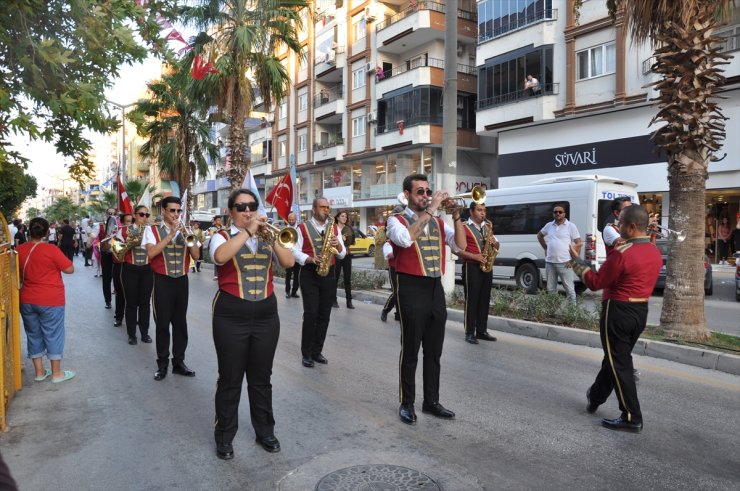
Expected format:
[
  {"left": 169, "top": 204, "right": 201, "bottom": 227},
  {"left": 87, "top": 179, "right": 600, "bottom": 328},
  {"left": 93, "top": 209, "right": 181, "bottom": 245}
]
[{"left": 1, "top": 256, "right": 739, "bottom": 490}]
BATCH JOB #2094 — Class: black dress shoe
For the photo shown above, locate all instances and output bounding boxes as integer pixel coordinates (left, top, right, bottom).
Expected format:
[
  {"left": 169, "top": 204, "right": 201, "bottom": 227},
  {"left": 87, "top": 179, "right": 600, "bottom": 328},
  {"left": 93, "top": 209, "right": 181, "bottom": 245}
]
[
  {"left": 422, "top": 401, "right": 455, "bottom": 419},
  {"left": 172, "top": 364, "right": 196, "bottom": 377},
  {"left": 332, "top": 300, "right": 339, "bottom": 308},
  {"left": 346, "top": 302, "right": 355, "bottom": 309},
  {"left": 128, "top": 336, "right": 137, "bottom": 345},
  {"left": 255, "top": 435, "right": 281, "bottom": 453},
  {"left": 394, "top": 312, "right": 400, "bottom": 321},
  {"left": 285, "top": 293, "right": 291, "bottom": 299},
  {"left": 602, "top": 416, "right": 642, "bottom": 433},
  {"left": 399, "top": 404, "right": 417, "bottom": 425},
  {"left": 380, "top": 310, "right": 388, "bottom": 322},
  {"left": 465, "top": 334, "right": 479, "bottom": 344},
  {"left": 302, "top": 356, "right": 315, "bottom": 368},
  {"left": 105, "top": 303, "right": 112, "bottom": 309},
  {"left": 216, "top": 442, "right": 234, "bottom": 460},
  {"left": 154, "top": 368, "right": 167, "bottom": 381},
  {"left": 114, "top": 319, "right": 122, "bottom": 327},
  {"left": 312, "top": 354, "right": 328, "bottom": 364},
  {"left": 476, "top": 332, "right": 497, "bottom": 341},
  {"left": 141, "top": 335, "right": 152, "bottom": 343},
  {"left": 291, "top": 293, "right": 300, "bottom": 298},
  {"left": 586, "top": 388, "right": 599, "bottom": 414}
]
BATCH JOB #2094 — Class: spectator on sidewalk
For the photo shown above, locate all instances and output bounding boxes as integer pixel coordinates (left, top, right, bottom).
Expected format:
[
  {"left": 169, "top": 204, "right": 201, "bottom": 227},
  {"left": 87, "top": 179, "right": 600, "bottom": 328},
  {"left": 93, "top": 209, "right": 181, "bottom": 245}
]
[
  {"left": 17, "top": 217, "right": 76, "bottom": 384},
  {"left": 537, "top": 203, "right": 582, "bottom": 303},
  {"left": 717, "top": 217, "right": 731, "bottom": 265}
]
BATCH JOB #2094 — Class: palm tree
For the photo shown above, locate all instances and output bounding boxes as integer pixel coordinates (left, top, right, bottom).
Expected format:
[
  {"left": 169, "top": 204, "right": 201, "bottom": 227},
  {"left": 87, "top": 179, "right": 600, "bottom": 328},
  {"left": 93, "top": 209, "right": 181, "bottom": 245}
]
[
  {"left": 180, "top": 0, "right": 308, "bottom": 186},
  {"left": 86, "top": 190, "right": 117, "bottom": 219},
  {"left": 128, "top": 59, "right": 219, "bottom": 202},
  {"left": 576, "top": 0, "right": 733, "bottom": 340},
  {"left": 123, "top": 178, "right": 157, "bottom": 207},
  {"left": 43, "top": 197, "right": 84, "bottom": 223}
]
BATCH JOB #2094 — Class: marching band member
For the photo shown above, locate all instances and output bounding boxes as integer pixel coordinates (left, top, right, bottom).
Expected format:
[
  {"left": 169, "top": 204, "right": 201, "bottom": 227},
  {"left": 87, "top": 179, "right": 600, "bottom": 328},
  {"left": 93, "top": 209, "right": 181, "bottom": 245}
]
[
  {"left": 112, "top": 213, "right": 132, "bottom": 327},
  {"left": 119, "top": 206, "right": 153, "bottom": 345},
  {"left": 386, "top": 174, "right": 466, "bottom": 425},
  {"left": 142, "top": 196, "right": 200, "bottom": 381},
  {"left": 209, "top": 189, "right": 294, "bottom": 460},
  {"left": 291, "top": 197, "right": 345, "bottom": 368},
  {"left": 455, "top": 201, "right": 499, "bottom": 344},
  {"left": 99, "top": 208, "right": 118, "bottom": 309}
]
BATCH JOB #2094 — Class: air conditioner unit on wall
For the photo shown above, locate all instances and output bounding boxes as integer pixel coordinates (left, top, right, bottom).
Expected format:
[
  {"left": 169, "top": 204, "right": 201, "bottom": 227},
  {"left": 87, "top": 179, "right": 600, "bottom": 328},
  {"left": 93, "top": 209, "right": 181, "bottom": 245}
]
[
  {"left": 367, "top": 112, "right": 376, "bottom": 123},
  {"left": 366, "top": 62, "right": 375, "bottom": 74}
]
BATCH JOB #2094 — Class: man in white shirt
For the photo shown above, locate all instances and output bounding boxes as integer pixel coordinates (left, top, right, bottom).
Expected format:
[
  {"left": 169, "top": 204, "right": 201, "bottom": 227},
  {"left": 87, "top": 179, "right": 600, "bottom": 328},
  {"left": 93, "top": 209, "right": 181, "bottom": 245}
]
[
  {"left": 537, "top": 203, "right": 582, "bottom": 303},
  {"left": 603, "top": 197, "right": 632, "bottom": 253},
  {"left": 291, "top": 197, "right": 346, "bottom": 368},
  {"left": 8, "top": 219, "right": 18, "bottom": 248}
]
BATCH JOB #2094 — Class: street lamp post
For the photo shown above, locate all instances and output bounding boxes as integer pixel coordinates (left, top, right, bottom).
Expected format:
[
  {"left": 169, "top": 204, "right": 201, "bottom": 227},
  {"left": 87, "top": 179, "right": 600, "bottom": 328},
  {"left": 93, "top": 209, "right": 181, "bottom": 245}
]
[{"left": 105, "top": 99, "right": 137, "bottom": 179}]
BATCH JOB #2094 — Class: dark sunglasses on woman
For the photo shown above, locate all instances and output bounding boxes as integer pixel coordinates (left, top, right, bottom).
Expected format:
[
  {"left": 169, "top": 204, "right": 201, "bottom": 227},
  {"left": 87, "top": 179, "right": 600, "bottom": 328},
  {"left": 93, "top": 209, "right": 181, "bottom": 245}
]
[
  {"left": 136, "top": 212, "right": 151, "bottom": 218},
  {"left": 233, "top": 202, "right": 259, "bottom": 212}
]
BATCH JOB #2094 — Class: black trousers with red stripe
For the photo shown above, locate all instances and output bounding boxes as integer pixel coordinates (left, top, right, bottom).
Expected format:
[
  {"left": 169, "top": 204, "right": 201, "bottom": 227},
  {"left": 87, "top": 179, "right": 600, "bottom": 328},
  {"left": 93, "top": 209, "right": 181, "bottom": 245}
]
[
  {"left": 589, "top": 299, "right": 648, "bottom": 424},
  {"left": 461, "top": 262, "right": 493, "bottom": 336},
  {"left": 213, "top": 291, "right": 279, "bottom": 445},
  {"left": 397, "top": 273, "right": 447, "bottom": 406}
]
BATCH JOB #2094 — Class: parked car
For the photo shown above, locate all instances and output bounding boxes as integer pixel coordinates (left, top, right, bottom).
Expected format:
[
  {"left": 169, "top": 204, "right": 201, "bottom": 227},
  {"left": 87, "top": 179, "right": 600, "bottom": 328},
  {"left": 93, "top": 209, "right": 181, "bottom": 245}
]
[
  {"left": 349, "top": 230, "right": 375, "bottom": 257},
  {"left": 653, "top": 240, "right": 713, "bottom": 295}
]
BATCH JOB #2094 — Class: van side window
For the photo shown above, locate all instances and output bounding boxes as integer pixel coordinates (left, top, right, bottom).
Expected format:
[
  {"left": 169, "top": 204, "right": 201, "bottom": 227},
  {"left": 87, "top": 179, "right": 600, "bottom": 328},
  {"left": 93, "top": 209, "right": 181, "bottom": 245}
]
[
  {"left": 489, "top": 202, "right": 570, "bottom": 235},
  {"left": 597, "top": 199, "right": 613, "bottom": 232}
]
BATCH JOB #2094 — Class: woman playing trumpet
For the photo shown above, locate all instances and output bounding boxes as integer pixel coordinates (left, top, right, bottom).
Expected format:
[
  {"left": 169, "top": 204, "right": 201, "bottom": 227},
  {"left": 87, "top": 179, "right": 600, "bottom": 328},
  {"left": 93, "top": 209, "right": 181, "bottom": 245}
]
[
  {"left": 118, "top": 205, "right": 153, "bottom": 345},
  {"left": 208, "top": 189, "right": 294, "bottom": 460}
]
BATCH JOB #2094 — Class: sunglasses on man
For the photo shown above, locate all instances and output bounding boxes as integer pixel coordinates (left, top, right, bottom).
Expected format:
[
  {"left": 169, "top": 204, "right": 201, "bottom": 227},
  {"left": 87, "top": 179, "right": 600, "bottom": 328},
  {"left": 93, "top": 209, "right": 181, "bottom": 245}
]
[
  {"left": 167, "top": 208, "right": 183, "bottom": 214},
  {"left": 414, "top": 188, "right": 433, "bottom": 197},
  {"left": 553, "top": 210, "right": 565, "bottom": 215},
  {"left": 233, "top": 202, "right": 259, "bottom": 212},
  {"left": 136, "top": 212, "right": 151, "bottom": 218}
]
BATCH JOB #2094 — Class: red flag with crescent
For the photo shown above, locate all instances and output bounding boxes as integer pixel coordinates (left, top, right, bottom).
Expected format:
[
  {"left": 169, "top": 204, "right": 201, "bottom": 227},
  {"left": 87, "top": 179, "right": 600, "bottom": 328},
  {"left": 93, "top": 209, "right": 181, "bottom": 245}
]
[
  {"left": 117, "top": 175, "right": 133, "bottom": 214},
  {"left": 265, "top": 174, "right": 293, "bottom": 221}
]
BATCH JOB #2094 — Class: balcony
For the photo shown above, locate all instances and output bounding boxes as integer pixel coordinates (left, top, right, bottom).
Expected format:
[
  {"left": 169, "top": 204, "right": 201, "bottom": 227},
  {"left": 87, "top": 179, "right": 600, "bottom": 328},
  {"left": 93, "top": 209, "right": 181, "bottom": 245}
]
[
  {"left": 313, "top": 140, "right": 345, "bottom": 163},
  {"left": 376, "top": 58, "right": 477, "bottom": 95},
  {"left": 376, "top": 1, "right": 477, "bottom": 54},
  {"left": 475, "top": 83, "right": 560, "bottom": 134},
  {"left": 478, "top": 8, "right": 557, "bottom": 44},
  {"left": 313, "top": 86, "right": 345, "bottom": 122}
]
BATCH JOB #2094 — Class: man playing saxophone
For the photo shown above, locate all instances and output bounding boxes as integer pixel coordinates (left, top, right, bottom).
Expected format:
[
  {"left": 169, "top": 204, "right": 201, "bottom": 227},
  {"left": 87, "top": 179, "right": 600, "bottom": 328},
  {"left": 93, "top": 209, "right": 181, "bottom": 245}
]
[
  {"left": 456, "top": 201, "right": 499, "bottom": 344},
  {"left": 291, "top": 197, "right": 346, "bottom": 368}
]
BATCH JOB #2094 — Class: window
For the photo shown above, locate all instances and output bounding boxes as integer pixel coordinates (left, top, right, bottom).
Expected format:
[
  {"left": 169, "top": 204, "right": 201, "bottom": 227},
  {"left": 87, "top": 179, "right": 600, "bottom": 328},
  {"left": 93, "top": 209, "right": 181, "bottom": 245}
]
[
  {"left": 478, "top": 0, "right": 554, "bottom": 42},
  {"left": 352, "top": 115, "right": 366, "bottom": 137},
  {"left": 279, "top": 101, "right": 288, "bottom": 119},
  {"left": 298, "top": 93, "right": 308, "bottom": 111},
  {"left": 460, "top": 202, "right": 571, "bottom": 235},
  {"left": 353, "top": 16, "right": 366, "bottom": 41},
  {"left": 377, "top": 86, "right": 474, "bottom": 134},
  {"left": 279, "top": 140, "right": 287, "bottom": 157},
  {"left": 352, "top": 66, "right": 366, "bottom": 89},
  {"left": 298, "top": 134, "right": 307, "bottom": 152},
  {"left": 477, "top": 45, "right": 554, "bottom": 108},
  {"left": 577, "top": 42, "right": 616, "bottom": 80}
]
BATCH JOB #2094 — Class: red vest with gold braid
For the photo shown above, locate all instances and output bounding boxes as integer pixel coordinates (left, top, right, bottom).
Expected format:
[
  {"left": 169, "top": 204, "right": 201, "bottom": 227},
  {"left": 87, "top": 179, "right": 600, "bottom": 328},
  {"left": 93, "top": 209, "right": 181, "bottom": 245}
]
[
  {"left": 392, "top": 213, "right": 446, "bottom": 277},
  {"left": 148, "top": 225, "right": 190, "bottom": 278},
  {"left": 216, "top": 230, "right": 274, "bottom": 300},
  {"left": 463, "top": 222, "right": 485, "bottom": 262},
  {"left": 298, "top": 220, "right": 339, "bottom": 267},
  {"left": 122, "top": 226, "right": 148, "bottom": 266}
]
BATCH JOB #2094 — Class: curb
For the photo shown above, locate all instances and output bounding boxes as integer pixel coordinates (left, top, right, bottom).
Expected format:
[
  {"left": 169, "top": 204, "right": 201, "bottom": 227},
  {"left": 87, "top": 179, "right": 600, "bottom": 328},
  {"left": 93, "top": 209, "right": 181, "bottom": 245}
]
[{"left": 275, "top": 278, "right": 740, "bottom": 377}]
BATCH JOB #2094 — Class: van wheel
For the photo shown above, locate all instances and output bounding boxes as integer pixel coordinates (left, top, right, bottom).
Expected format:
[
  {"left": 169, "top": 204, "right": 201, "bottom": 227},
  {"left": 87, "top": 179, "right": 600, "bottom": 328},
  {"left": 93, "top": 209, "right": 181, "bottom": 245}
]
[
  {"left": 515, "top": 263, "right": 540, "bottom": 293},
  {"left": 367, "top": 245, "right": 375, "bottom": 257}
]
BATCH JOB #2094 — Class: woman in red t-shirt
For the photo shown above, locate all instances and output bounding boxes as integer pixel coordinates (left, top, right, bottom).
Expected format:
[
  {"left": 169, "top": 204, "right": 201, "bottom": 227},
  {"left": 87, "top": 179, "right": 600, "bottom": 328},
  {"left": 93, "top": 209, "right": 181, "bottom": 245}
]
[{"left": 17, "top": 217, "right": 75, "bottom": 383}]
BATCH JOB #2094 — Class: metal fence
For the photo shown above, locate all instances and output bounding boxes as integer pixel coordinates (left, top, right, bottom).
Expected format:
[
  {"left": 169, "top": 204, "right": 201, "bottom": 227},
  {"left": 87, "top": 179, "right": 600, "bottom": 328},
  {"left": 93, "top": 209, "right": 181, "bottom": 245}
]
[{"left": 0, "top": 212, "right": 22, "bottom": 432}]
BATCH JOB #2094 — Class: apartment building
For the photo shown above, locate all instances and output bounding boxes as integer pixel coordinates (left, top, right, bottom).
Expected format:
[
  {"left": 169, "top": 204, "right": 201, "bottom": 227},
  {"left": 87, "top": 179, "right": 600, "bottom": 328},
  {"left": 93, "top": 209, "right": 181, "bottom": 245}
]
[
  {"left": 244, "top": 0, "right": 492, "bottom": 232},
  {"left": 475, "top": 0, "right": 740, "bottom": 227}
]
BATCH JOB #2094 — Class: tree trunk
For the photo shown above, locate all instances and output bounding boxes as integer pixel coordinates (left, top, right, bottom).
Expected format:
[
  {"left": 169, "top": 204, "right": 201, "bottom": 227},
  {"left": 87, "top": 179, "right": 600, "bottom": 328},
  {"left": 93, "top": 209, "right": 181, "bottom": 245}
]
[
  {"left": 229, "top": 111, "right": 247, "bottom": 188},
  {"left": 659, "top": 171, "right": 709, "bottom": 341}
]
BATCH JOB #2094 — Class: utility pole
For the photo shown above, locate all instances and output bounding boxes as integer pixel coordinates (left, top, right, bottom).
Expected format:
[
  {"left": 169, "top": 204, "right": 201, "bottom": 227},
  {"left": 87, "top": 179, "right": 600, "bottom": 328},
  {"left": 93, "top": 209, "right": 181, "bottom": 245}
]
[
  {"left": 440, "top": 0, "right": 459, "bottom": 294},
  {"left": 105, "top": 99, "right": 137, "bottom": 178}
]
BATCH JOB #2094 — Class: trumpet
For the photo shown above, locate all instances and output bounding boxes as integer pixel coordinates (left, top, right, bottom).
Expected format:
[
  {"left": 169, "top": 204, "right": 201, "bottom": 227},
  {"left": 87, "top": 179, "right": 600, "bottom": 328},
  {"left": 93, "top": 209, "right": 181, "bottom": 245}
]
[
  {"left": 178, "top": 223, "right": 201, "bottom": 248},
  {"left": 255, "top": 222, "right": 298, "bottom": 249},
  {"left": 439, "top": 185, "right": 486, "bottom": 213},
  {"left": 653, "top": 223, "right": 687, "bottom": 242}
]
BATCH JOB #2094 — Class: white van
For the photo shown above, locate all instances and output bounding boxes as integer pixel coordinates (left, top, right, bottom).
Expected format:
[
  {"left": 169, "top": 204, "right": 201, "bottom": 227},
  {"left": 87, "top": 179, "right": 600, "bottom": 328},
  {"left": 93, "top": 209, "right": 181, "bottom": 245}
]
[{"left": 461, "top": 175, "right": 639, "bottom": 293}]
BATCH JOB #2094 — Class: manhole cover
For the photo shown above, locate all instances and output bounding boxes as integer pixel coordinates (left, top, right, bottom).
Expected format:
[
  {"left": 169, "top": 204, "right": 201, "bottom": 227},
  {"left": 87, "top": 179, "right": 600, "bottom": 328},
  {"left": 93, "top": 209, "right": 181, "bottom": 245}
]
[{"left": 316, "top": 464, "right": 440, "bottom": 491}]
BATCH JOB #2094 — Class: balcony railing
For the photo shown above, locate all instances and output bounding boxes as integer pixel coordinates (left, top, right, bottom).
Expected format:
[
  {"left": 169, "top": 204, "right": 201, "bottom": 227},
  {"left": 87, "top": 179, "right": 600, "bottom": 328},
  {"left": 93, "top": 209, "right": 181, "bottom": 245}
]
[
  {"left": 717, "top": 28, "right": 740, "bottom": 53},
  {"left": 376, "top": 1, "right": 476, "bottom": 32},
  {"left": 313, "top": 139, "right": 344, "bottom": 151},
  {"left": 478, "top": 8, "right": 557, "bottom": 43},
  {"left": 313, "top": 86, "right": 344, "bottom": 108},
  {"left": 377, "top": 58, "right": 476, "bottom": 81},
  {"left": 476, "top": 83, "right": 559, "bottom": 110},
  {"left": 377, "top": 115, "right": 444, "bottom": 135}
]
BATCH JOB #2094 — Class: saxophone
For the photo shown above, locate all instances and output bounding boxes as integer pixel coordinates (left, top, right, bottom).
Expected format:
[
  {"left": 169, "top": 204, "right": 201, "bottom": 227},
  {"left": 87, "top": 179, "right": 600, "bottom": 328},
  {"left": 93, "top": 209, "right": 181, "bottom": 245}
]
[
  {"left": 316, "top": 217, "right": 338, "bottom": 277},
  {"left": 480, "top": 219, "right": 498, "bottom": 273}
]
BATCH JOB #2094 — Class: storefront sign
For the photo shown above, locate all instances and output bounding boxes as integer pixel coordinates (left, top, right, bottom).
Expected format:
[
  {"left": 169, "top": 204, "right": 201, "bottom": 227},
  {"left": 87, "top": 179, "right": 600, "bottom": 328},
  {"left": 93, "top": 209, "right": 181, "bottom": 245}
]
[
  {"left": 323, "top": 186, "right": 352, "bottom": 208},
  {"left": 499, "top": 135, "right": 667, "bottom": 177},
  {"left": 456, "top": 176, "right": 491, "bottom": 193}
]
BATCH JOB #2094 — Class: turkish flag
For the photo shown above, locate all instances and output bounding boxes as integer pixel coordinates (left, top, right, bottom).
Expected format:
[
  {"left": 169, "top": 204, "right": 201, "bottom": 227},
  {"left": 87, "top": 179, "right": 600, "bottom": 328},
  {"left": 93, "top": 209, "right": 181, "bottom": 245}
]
[
  {"left": 192, "top": 54, "right": 219, "bottom": 80},
  {"left": 117, "top": 175, "right": 133, "bottom": 214},
  {"left": 265, "top": 174, "right": 293, "bottom": 221}
]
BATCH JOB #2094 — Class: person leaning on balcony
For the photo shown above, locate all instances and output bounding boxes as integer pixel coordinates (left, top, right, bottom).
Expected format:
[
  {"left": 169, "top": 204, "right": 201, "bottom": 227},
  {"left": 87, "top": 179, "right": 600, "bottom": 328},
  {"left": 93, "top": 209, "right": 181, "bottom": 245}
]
[{"left": 524, "top": 74, "right": 540, "bottom": 96}]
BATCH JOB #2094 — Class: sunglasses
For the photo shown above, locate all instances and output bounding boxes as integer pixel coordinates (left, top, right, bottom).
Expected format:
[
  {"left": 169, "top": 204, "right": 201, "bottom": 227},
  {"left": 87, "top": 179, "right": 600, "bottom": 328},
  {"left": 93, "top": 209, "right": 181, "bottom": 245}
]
[
  {"left": 414, "top": 188, "right": 433, "bottom": 197},
  {"left": 167, "top": 208, "right": 183, "bottom": 214},
  {"left": 136, "top": 212, "right": 151, "bottom": 218},
  {"left": 553, "top": 210, "right": 565, "bottom": 215},
  {"left": 233, "top": 202, "right": 259, "bottom": 212}
]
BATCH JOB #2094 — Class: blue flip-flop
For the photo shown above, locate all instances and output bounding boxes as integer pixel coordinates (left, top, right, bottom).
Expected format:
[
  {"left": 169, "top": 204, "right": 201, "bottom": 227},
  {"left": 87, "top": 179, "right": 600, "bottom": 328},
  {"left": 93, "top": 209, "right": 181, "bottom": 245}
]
[
  {"left": 51, "top": 370, "right": 76, "bottom": 384},
  {"left": 34, "top": 369, "right": 51, "bottom": 382}
]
